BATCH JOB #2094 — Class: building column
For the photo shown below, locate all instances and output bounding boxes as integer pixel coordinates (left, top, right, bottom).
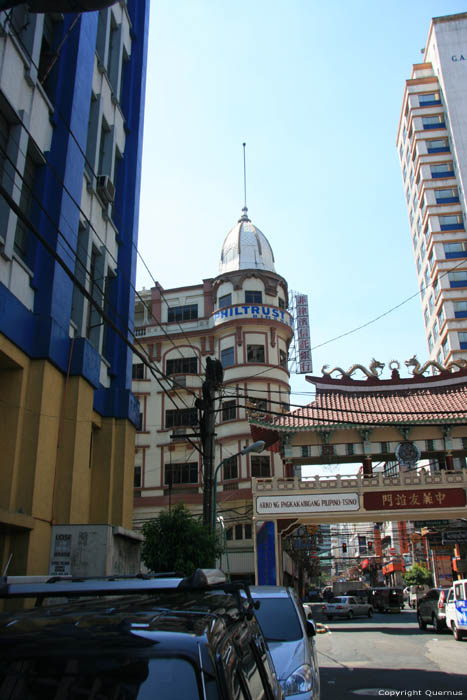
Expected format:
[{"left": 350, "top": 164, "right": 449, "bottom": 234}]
[
  {"left": 445, "top": 454, "right": 454, "bottom": 471},
  {"left": 362, "top": 456, "right": 373, "bottom": 476}
]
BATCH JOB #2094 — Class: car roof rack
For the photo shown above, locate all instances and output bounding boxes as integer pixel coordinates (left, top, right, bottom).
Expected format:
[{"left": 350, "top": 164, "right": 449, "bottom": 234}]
[{"left": 0, "top": 569, "right": 259, "bottom": 619}]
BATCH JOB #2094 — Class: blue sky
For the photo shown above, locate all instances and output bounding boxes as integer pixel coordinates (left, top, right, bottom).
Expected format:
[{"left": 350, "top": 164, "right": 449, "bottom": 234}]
[{"left": 137, "top": 0, "right": 467, "bottom": 402}]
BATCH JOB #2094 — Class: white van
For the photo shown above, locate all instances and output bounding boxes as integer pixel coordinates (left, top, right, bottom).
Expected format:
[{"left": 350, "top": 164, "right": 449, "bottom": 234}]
[{"left": 445, "top": 579, "right": 467, "bottom": 641}]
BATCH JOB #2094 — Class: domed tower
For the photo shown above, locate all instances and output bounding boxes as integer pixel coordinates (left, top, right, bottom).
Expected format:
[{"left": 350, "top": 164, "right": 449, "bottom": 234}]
[
  {"left": 219, "top": 207, "right": 276, "bottom": 273},
  {"left": 132, "top": 204, "right": 294, "bottom": 583},
  {"left": 212, "top": 206, "right": 293, "bottom": 547}
]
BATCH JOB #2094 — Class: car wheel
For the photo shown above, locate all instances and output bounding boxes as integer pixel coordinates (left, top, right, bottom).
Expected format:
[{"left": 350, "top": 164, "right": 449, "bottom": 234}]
[
  {"left": 348, "top": 610, "right": 354, "bottom": 620},
  {"left": 368, "top": 607, "right": 373, "bottom": 618},
  {"left": 417, "top": 612, "right": 427, "bottom": 630},
  {"left": 433, "top": 614, "right": 443, "bottom": 633},
  {"left": 453, "top": 623, "right": 463, "bottom": 642}
]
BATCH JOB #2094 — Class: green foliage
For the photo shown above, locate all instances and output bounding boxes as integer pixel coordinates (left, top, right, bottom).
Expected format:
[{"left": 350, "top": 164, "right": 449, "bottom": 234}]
[
  {"left": 402, "top": 563, "right": 433, "bottom": 587},
  {"left": 141, "top": 504, "right": 221, "bottom": 575}
]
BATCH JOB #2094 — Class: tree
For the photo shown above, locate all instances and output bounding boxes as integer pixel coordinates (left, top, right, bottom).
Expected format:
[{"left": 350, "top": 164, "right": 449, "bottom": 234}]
[
  {"left": 141, "top": 504, "right": 221, "bottom": 575},
  {"left": 402, "top": 563, "right": 433, "bottom": 587}
]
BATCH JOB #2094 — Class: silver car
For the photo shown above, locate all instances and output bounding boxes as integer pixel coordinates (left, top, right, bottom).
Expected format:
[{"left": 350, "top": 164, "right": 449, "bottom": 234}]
[
  {"left": 248, "top": 586, "right": 320, "bottom": 700},
  {"left": 322, "top": 595, "right": 373, "bottom": 620}
]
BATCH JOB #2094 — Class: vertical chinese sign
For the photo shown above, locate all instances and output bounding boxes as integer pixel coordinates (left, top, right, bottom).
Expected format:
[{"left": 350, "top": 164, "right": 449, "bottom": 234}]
[{"left": 294, "top": 293, "right": 312, "bottom": 374}]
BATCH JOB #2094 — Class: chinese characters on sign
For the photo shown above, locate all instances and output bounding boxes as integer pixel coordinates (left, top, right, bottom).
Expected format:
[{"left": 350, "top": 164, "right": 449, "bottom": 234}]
[
  {"left": 363, "top": 488, "right": 466, "bottom": 511},
  {"left": 294, "top": 293, "right": 312, "bottom": 374}
]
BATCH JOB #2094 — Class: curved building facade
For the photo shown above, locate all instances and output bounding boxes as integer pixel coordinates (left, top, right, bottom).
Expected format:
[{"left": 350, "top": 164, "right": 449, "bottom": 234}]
[{"left": 133, "top": 208, "right": 292, "bottom": 579}]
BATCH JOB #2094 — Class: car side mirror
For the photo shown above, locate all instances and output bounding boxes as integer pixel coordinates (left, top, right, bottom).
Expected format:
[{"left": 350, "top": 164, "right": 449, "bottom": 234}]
[{"left": 307, "top": 619, "right": 316, "bottom": 637}]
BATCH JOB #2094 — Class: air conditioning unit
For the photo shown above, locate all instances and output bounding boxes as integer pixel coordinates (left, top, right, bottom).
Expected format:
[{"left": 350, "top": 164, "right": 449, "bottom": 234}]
[
  {"left": 170, "top": 376, "right": 186, "bottom": 389},
  {"left": 96, "top": 175, "right": 115, "bottom": 204}
]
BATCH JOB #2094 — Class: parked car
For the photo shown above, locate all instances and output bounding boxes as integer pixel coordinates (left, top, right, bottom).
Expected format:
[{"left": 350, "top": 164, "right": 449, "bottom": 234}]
[
  {"left": 445, "top": 579, "right": 467, "bottom": 641},
  {"left": 248, "top": 586, "right": 320, "bottom": 699},
  {"left": 368, "top": 587, "right": 404, "bottom": 613},
  {"left": 322, "top": 595, "right": 373, "bottom": 620},
  {"left": 417, "top": 587, "right": 450, "bottom": 632},
  {"left": 0, "top": 570, "right": 285, "bottom": 699}
]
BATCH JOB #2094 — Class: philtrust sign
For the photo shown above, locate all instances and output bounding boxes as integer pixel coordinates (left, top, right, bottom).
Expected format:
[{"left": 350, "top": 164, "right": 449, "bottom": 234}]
[
  {"left": 256, "top": 493, "right": 360, "bottom": 515},
  {"left": 213, "top": 305, "right": 293, "bottom": 328}
]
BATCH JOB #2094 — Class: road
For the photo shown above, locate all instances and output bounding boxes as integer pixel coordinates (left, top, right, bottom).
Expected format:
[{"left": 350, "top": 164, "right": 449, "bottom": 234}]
[{"left": 312, "top": 606, "right": 467, "bottom": 699}]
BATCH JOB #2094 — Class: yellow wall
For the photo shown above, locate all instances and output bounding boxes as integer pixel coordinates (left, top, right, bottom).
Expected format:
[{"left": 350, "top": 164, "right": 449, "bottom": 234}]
[{"left": 0, "top": 335, "right": 136, "bottom": 576}]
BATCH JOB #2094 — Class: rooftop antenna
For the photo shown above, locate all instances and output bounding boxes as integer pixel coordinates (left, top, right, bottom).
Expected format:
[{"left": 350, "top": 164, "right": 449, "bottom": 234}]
[{"left": 240, "top": 142, "right": 250, "bottom": 221}]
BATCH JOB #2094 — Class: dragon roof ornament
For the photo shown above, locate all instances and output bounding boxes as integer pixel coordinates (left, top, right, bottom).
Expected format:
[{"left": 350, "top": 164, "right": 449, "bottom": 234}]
[{"left": 320, "top": 356, "right": 467, "bottom": 380}]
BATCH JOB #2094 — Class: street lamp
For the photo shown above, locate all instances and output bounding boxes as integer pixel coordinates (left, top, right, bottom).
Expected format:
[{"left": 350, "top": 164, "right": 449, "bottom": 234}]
[{"left": 212, "top": 440, "right": 265, "bottom": 532}]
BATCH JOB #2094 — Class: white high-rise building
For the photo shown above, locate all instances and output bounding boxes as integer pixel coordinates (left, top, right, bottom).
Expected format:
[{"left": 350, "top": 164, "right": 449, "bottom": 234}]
[{"left": 397, "top": 12, "right": 467, "bottom": 366}]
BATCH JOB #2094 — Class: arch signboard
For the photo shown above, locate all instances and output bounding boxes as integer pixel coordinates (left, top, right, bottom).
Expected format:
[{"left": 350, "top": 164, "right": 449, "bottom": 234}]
[{"left": 252, "top": 471, "right": 467, "bottom": 585}]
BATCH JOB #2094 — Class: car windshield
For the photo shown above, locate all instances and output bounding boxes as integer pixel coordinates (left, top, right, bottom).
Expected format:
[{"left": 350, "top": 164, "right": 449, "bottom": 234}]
[
  {"left": 0, "top": 654, "right": 200, "bottom": 699},
  {"left": 253, "top": 597, "right": 302, "bottom": 641}
]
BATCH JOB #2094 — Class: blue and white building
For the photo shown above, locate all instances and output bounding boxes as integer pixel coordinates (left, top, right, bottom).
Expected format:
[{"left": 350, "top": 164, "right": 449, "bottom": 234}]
[{"left": 0, "top": 2, "right": 149, "bottom": 576}]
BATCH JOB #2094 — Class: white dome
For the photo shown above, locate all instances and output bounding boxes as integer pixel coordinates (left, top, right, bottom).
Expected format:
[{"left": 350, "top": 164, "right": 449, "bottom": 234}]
[{"left": 219, "top": 208, "right": 276, "bottom": 274}]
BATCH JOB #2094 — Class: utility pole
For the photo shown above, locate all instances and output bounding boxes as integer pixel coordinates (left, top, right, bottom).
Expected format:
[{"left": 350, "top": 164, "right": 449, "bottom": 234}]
[{"left": 198, "top": 357, "right": 223, "bottom": 529}]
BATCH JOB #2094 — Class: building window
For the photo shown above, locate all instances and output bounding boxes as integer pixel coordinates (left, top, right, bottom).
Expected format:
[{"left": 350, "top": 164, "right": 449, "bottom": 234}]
[
  {"left": 449, "top": 271, "right": 467, "bottom": 287},
  {"left": 437, "top": 306, "right": 445, "bottom": 326},
  {"left": 222, "top": 400, "right": 237, "bottom": 421},
  {"left": 14, "top": 145, "right": 38, "bottom": 262},
  {"left": 245, "top": 290, "right": 262, "bottom": 304},
  {"left": 435, "top": 186, "right": 458, "bottom": 202},
  {"left": 165, "top": 408, "right": 198, "bottom": 428},
  {"left": 426, "top": 439, "right": 434, "bottom": 451},
  {"left": 381, "top": 442, "right": 389, "bottom": 453},
  {"left": 132, "top": 363, "right": 144, "bottom": 379},
  {"left": 422, "top": 115, "right": 445, "bottom": 130},
  {"left": 223, "top": 455, "right": 238, "bottom": 480},
  {"left": 167, "top": 304, "right": 198, "bottom": 322},
  {"left": 346, "top": 443, "right": 354, "bottom": 456},
  {"left": 221, "top": 346, "right": 235, "bottom": 367},
  {"left": 444, "top": 242, "right": 467, "bottom": 259},
  {"left": 459, "top": 332, "right": 467, "bottom": 350},
  {"left": 251, "top": 455, "right": 270, "bottom": 478},
  {"left": 247, "top": 344, "right": 265, "bottom": 363},
  {"left": 442, "top": 336, "right": 450, "bottom": 358},
  {"left": 431, "top": 162, "right": 454, "bottom": 178},
  {"left": 428, "top": 333, "right": 434, "bottom": 352},
  {"left": 166, "top": 356, "right": 198, "bottom": 375},
  {"left": 134, "top": 465, "right": 142, "bottom": 488},
  {"left": 424, "top": 307, "right": 429, "bottom": 326},
  {"left": 226, "top": 523, "right": 252, "bottom": 541},
  {"left": 419, "top": 92, "right": 441, "bottom": 106},
  {"left": 279, "top": 349, "right": 288, "bottom": 369},
  {"left": 165, "top": 462, "right": 198, "bottom": 485},
  {"left": 136, "top": 411, "right": 143, "bottom": 432},
  {"left": 427, "top": 138, "right": 450, "bottom": 154},
  {"left": 454, "top": 301, "right": 467, "bottom": 318},
  {"left": 439, "top": 214, "right": 463, "bottom": 231},
  {"left": 218, "top": 293, "right": 232, "bottom": 308}
]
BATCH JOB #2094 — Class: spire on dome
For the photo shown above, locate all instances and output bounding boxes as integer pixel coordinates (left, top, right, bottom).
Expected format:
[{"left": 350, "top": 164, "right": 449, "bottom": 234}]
[
  {"left": 219, "top": 143, "right": 276, "bottom": 274},
  {"left": 239, "top": 206, "right": 250, "bottom": 223}
]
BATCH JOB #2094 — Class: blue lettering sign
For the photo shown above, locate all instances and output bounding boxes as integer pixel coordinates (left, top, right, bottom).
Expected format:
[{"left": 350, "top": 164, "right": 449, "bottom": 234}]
[
  {"left": 272, "top": 309, "right": 279, "bottom": 319},
  {"left": 262, "top": 306, "right": 271, "bottom": 315},
  {"left": 221, "top": 310, "right": 228, "bottom": 319},
  {"left": 251, "top": 306, "right": 260, "bottom": 315},
  {"left": 235, "top": 307, "right": 243, "bottom": 315}
]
